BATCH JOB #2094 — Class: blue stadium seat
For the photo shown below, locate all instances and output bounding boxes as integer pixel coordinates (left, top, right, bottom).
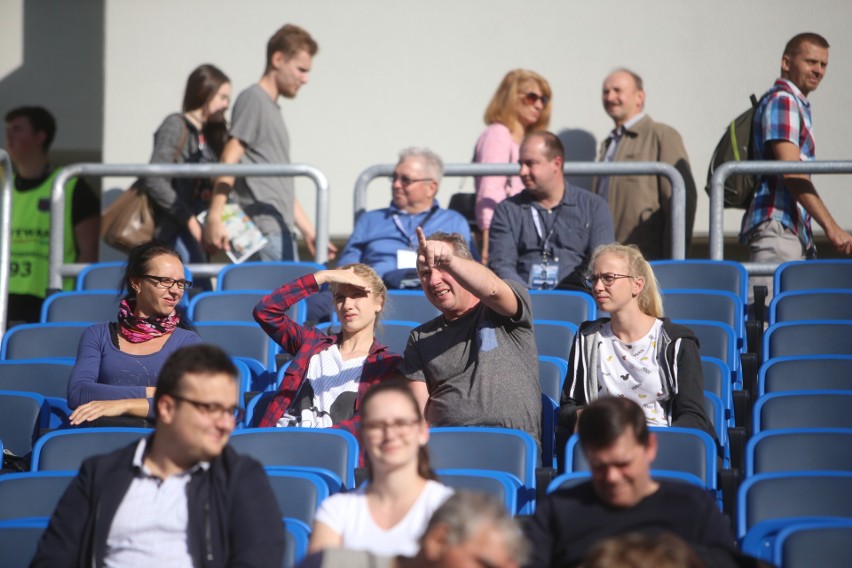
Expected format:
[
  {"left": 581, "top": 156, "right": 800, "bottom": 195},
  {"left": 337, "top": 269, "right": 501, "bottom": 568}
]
[
  {"left": 437, "top": 469, "right": 520, "bottom": 515},
  {"left": 229, "top": 428, "right": 358, "bottom": 489},
  {"left": 427, "top": 427, "right": 538, "bottom": 514},
  {"left": 0, "top": 391, "right": 50, "bottom": 460},
  {"left": 383, "top": 290, "right": 441, "bottom": 324},
  {"left": 1, "top": 323, "right": 89, "bottom": 360},
  {"left": 264, "top": 469, "right": 329, "bottom": 526},
  {"left": 774, "top": 260, "right": 852, "bottom": 294},
  {"left": 701, "top": 356, "right": 733, "bottom": 424},
  {"left": 374, "top": 320, "right": 418, "bottom": 356},
  {"left": 31, "top": 427, "right": 152, "bottom": 471},
  {"left": 0, "top": 518, "right": 49, "bottom": 568},
  {"left": 541, "top": 394, "right": 558, "bottom": 469},
  {"left": 753, "top": 391, "right": 852, "bottom": 433},
  {"left": 282, "top": 518, "right": 310, "bottom": 568},
  {"left": 190, "top": 290, "right": 306, "bottom": 325},
  {"left": 775, "top": 519, "right": 852, "bottom": 568},
  {"left": 770, "top": 289, "right": 852, "bottom": 325},
  {"left": 547, "top": 469, "right": 706, "bottom": 493},
  {"left": 0, "top": 359, "right": 75, "bottom": 427},
  {"left": 538, "top": 355, "right": 568, "bottom": 403},
  {"left": 40, "top": 291, "right": 122, "bottom": 323},
  {"left": 763, "top": 320, "right": 852, "bottom": 363},
  {"left": 0, "top": 471, "right": 76, "bottom": 521},
  {"left": 533, "top": 320, "right": 578, "bottom": 361},
  {"left": 759, "top": 355, "right": 852, "bottom": 396},
  {"left": 662, "top": 289, "right": 745, "bottom": 351},
  {"left": 194, "top": 321, "right": 280, "bottom": 371},
  {"left": 265, "top": 466, "right": 343, "bottom": 494},
  {"left": 650, "top": 260, "right": 749, "bottom": 305},
  {"left": 747, "top": 428, "right": 852, "bottom": 476},
  {"left": 217, "top": 261, "right": 324, "bottom": 291},
  {"left": 528, "top": 290, "right": 596, "bottom": 326}
]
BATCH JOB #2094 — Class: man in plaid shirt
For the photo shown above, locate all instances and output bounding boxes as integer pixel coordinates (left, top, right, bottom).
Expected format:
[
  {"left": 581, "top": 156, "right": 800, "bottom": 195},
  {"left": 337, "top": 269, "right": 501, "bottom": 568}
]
[{"left": 740, "top": 32, "right": 852, "bottom": 301}]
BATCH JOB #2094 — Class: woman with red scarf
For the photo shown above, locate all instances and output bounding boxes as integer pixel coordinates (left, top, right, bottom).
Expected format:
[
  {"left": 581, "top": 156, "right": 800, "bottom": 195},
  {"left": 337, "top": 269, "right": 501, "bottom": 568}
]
[{"left": 67, "top": 243, "right": 201, "bottom": 426}]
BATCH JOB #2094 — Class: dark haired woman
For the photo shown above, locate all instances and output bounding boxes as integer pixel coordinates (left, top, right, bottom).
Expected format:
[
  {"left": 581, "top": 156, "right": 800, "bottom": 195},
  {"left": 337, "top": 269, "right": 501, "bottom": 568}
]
[
  {"left": 308, "top": 380, "right": 453, "bottom": 556},
  {"left": 67, "top": 243, "right": 201, "bottom": 426},
  {"left": 138, "top": 64, "right": 231, "bottom": 267}
]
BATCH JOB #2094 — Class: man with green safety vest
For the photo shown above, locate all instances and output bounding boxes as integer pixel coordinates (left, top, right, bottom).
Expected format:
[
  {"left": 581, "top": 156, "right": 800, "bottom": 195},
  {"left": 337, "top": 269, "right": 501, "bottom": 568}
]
[{"left": 4, "top": 106, "right": 100, "bottom": 324}]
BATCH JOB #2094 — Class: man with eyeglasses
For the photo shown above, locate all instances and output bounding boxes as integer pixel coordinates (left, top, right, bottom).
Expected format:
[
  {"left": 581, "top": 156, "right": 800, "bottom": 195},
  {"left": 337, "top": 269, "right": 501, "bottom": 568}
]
[
  {"left": 592, "top": 68, "right": 697, "bottom": 260},
  {"left": 489, "top": 132, "right": 613, "bottom": 291},
  {"left": 32, "top": 344, "right": 285, "bottom": 568},
  {"left": 338, "top": 147, "right": 477, "bottom": 290}
]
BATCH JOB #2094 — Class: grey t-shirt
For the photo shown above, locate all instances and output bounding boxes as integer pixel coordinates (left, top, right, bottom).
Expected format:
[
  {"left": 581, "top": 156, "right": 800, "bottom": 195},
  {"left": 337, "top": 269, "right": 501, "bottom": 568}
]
[
  {"left": 229, "top": 84, "right": 295, "bottom": 236},
  {"left": 400, "top": 279, "right": 541, "bottom": 443}
]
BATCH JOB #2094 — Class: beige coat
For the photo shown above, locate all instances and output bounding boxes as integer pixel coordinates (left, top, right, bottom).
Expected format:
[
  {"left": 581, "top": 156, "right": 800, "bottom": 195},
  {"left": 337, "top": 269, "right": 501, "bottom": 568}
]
[{"left": 593, "top": 115, "right": 697, "bottom": 259}]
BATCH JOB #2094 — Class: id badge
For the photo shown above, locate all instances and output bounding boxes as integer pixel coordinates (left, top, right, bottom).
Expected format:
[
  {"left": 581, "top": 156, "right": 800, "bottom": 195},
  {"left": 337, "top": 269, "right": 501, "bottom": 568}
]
[
  {"left": 397, "top": 249, "right": 418, "bottom": 269},
  {"left": 529, "top": 263, "right": 559, "bottom": 290}
]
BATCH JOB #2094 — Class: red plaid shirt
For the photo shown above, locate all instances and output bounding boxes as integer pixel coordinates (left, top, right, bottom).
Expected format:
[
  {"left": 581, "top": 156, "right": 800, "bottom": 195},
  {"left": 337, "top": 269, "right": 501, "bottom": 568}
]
[{"left": 254, "top": 274, "right": 402, "bottom": 435}]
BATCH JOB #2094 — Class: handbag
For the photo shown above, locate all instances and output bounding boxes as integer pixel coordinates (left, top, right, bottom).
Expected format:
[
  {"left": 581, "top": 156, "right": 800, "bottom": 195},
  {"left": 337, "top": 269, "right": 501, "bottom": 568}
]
[
  {"left": 100, "top": 116, "right": 189, "bottom": 253},
  {"left": 100, "top": 183, "right": 155, "bottom": 252}
]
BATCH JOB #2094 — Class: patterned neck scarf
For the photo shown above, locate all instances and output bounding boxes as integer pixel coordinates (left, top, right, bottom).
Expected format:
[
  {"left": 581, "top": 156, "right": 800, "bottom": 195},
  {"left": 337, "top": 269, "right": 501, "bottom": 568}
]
[{"left": 117, "top": 298, "right": 179, "bottom": 343}]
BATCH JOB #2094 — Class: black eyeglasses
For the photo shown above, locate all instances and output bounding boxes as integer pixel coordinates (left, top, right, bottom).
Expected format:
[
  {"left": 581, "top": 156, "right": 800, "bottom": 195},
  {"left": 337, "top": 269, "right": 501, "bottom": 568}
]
[
  {"left": 584, "top": 273, "right": 634, "bottom": 288},
  {"left": 521, "top": 92, "right": 550, "bottom": 106},
  {"left": 391, "top": 174, "right": 433, "bottom": 189},
  {"left": 171, "top": 394, "right": 244, "bottom": 422},
  {"left": 143, "top": 275, "right": 193, "bottom": 290}
]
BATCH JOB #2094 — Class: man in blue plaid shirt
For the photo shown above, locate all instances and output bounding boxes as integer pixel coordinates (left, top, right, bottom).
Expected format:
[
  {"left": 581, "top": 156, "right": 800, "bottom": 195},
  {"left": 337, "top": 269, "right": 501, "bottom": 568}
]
[{"left": 740, "top": 32, "right": 852, "bottom": 301}]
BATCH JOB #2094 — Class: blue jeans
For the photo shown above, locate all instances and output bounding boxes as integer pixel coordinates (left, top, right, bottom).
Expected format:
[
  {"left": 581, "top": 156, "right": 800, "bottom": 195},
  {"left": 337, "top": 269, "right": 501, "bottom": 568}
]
[{"left": 256, "top": 232, "right": 298, "bottom": 262}]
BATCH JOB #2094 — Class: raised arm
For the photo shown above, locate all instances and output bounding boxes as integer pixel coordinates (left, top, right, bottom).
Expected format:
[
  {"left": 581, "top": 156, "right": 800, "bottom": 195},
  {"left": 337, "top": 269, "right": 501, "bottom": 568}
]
[{"left": 417, "top": 227, "right": 518, "bottom": 318}]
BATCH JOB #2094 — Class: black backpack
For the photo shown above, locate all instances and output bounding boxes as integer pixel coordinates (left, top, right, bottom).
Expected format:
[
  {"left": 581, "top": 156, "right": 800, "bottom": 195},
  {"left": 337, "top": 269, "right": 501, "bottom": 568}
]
[{"left": 705, "top": 94, "right": 760, "bottom": 209}]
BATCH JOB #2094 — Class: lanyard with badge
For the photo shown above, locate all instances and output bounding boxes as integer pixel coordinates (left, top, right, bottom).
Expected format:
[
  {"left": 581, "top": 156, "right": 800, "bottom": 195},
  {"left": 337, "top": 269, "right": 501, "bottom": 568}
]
[
  {"left": 392, "top": 208, "right": 437, "bottom": 269},
  {"left": 529, "top": 205, "right": 562, "bottom": 290}
]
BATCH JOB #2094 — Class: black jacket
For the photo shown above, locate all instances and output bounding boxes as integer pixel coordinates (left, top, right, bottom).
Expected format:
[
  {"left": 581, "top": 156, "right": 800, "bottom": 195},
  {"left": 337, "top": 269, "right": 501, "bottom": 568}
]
[{"left": 30, "top": 436, "right": 285, "bottom": 568}]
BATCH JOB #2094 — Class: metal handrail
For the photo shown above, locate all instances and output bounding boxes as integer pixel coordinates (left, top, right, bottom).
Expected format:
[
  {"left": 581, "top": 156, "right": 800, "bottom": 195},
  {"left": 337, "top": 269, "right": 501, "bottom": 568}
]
[
  {"left": 353, "top": 161, "right": 687, "bottom": 259},
  {"left": 0, "top": 150, "right": 13, "bottom": 339},
  {"left": 48, "top": 163, "right": 330, "bottom": 292},
  {"left": 709, "top": 160, "right": 852, "bottom": 274}
]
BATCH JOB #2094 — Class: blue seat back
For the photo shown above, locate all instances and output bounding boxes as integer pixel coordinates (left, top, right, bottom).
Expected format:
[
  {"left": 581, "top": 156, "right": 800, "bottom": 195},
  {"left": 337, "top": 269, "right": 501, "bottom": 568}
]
[
  {"left": 738, "top": 472, "right": 852, "bottom": 539},
  {"left": 566, "top": 427, "right": 716, "bottom": 490},
  {"left": 538, "top": 355, "right": 568, "bottom": 402},
  {"left": 651, "top": 260, "right": 749, "bottom": 304},
  {"left": 0, "top": 391, "right": 50, "bottom": 458},
  {"left": 662, "top": 289, "right": 745, "bottom": 350},
  {"left": 775, "top": 260, "right": 852, "bottom": 294},
  {"left": 40, "top": 291, "right": 122, "bottom": 323},
  {"left": 701, "top": 356, "right": 733, "bottom": 418},
  {"left": 282, "top": 518, "right": 310, "bottom": 568},
  {"left": 759, "top": 355, "right": 852, "bottom": 395},
  {"left": 0, "top": 359, "right": 74, "bottom": 399},
  {"left": 217, "top": 261, "right": 324, "bottom": 291},
  {"left": 528, "top": 290, "right": 596, "bottom": 326},
  {"left": 0, "top": 518, "right": 49, "bottom": 568},
  {"left": 672, "top": 319, "right": 737, "bottom": 373},
  {"left": 375, "top": 320, "right": 418, "bottom": 356},
  {"left": 763, "top": 320, "right": 852, "bottom": 363},
  {"left": 0, "top": 471, "right": 76, "bottom": 521},
  {"left": 547, "top": 469, "right": 706, "bottom": 494},
  {"left": 776, "top": 519, "right": 852, "bottom": 568},
  {"left": 190, "top": 290, "right": 306, "bottom": 324},
  {"left": 31, "top": 427, "right": 152, "bottom": 471},
  {"left": 753, "top": 391, "right": 852, "bottom": 433},
  {"left": 383, "top": 290, "right": 441, "bottom": 324},
  {"left": 427, "top": 427, "right": 538, "bottom": 514},
  {"left": 229, "top": 429, "right": 358, "bottom": 489},
  {"left": 747, "top": 428, "right": 852, "bottom": 476},
  {"left": 436, "top": 469, "right": 520, "bottom": 515},
  {"left": 194, "top": 322, "right": 279, "bottom": 371},
  {"left": 1, "top": 323, "right": 89, "bottom": 360},
  {"left": 264, "top": 470, "right": 329, "bottom": 526},
  {"left": 533, "top": 320, "right": 578, "bottom": 361},
  {"left": 770, "top": 289, "right": 852, "bottom": 325}
]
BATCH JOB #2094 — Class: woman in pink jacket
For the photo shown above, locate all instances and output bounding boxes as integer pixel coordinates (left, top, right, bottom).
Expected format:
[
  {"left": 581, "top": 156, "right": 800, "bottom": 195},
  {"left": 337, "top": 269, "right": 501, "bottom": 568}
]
[{"left": 474, "top": 69, "right": 552, "bottom": 263}]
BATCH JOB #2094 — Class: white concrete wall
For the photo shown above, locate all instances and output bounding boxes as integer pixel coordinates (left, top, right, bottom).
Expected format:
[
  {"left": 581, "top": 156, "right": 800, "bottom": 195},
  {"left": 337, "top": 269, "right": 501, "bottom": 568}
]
[{"left": 4, "top": 0, "right": 851, "bottom": 242}]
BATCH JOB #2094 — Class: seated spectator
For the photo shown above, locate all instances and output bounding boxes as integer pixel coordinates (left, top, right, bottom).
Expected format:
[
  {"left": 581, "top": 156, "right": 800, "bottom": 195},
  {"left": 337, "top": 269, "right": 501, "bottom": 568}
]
[
  {"left": 299, "top": 491, "right": 529, "bottom": 568},
  {"left": 254, "top": 264, "right": 401, "bottom": 434},
  {"left": 557, "top": 243, "right": 713, "bottom": 453},
  {"left": 338, "top": 148, "right": 477, "bottom": 289},
  {"left": 400, "top": 228, "right": 541, "bottom": 449},
  {"left": 138, "top": 64, "right": 231, "bottom": 270},
  {"left": 474, "top": 69, "right": 552, "bottom": 264},
  {"left": 4, "top": 105, "right": 100, "bottom": 324},
  {"left": 489, "top": 131, "right": 613, "bottom": 291},
  {"left": 580, "top": 532, "right": 705, "bottom": 568},
  {"left": 67, "top": 243, "right": 201, "bottom": 427},
  {"left": 525, "top": 398, "right": 739, "bottom": 568},
  {"left": 309, "top": 380, "right": 453, "bottom": 556}
]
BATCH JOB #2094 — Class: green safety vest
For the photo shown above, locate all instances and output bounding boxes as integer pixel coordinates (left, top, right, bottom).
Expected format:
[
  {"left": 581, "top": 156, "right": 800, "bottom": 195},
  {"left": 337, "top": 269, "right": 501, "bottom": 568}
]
[{"left": 8, "top": 170, "right": 78, "bottom": 298}]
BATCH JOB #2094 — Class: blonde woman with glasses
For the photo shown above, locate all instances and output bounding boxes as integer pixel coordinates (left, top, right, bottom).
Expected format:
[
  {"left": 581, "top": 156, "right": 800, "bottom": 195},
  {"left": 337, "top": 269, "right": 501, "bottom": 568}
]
[
  {"left": 474, "top": 69, "right": 552, "bottom": 264},
  {"left": 557, "top": 243, "right": 713, "bottom": 458},
  {"left": 309, "top": 380, "right": 453, "bottom": 556}
]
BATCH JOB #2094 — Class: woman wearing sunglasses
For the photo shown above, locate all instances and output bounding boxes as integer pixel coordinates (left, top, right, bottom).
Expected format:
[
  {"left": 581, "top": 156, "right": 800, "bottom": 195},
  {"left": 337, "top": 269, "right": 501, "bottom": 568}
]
[
  {"left": 309, "top": 380, "right": 452, "bottom": 556},
  {"left": 67, "top": 243, "right": 201, "bottom": 427},
  {"left": 557, "top": 243, "right": 713, "bottom": 454},
  {"left": 473, "top": 69, "right": 552, "bottom": 264}
]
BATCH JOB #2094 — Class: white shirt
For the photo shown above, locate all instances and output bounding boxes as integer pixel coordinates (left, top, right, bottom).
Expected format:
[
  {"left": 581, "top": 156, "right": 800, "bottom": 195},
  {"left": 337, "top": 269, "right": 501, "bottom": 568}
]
[
  {"left": 599, "top": 319, "right": 669, "bottom": 425},
  {"left": 314, "top": 480, "right": 454, "bottom": 556}
]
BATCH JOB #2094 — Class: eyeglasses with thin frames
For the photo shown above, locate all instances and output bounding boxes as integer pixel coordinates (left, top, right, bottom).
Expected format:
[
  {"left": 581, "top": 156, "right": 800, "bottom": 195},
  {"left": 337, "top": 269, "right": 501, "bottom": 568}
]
[
  {"left": 521, "top": 92, "right": 550, "bottom": 107},
  {"left": 143, "top": 275, "right": 194, "bottom": 290},
  {"left": 171, "top": 394, "right": 244, "bottom": 422},
  {"left": 362, "top": 417, "right": 421, "bottom": 436},
  {"left": 584, "top": 273, "right": 634, "bottom": 288},
  {"left": 391, "top": 174, "right": 433, "bottom": 189}
]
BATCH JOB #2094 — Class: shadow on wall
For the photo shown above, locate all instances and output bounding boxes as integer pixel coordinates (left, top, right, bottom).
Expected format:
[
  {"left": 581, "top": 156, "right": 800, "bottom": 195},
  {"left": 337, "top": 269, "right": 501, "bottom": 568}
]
[
  {"left": 557, "top": 128, "right": 597, "bottom": 191},
  {"left": 0, "top": 0, "right": 105, "bottom": 168}
]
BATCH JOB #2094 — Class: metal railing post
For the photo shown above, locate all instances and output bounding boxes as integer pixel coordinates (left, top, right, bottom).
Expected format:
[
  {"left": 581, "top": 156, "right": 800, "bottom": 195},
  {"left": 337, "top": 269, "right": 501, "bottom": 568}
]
[
  {"left": 0, "top": 150, "right": 13, "bottom": 340},
  {"left": 709, "top": 160, "right": 852, "bottom": 265},
  {"left": 49, "top": 163, "right": 329, "bottom": 291},
  {"left": 353, "top": 161, "right": 686, "bottom": 259}
]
